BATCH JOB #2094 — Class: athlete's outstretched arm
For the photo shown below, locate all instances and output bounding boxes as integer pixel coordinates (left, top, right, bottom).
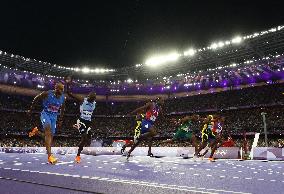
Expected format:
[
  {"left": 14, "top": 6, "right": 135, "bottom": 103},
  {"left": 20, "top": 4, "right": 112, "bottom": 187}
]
[
  {"left": 129, "top": 102, "right": 151, "bottom": 115},
  {"left": 66, "top": 83, "right": 84, "bottom": 103},
  {"left": 28, "top": 91, "right": 48, "bottom": 114}
]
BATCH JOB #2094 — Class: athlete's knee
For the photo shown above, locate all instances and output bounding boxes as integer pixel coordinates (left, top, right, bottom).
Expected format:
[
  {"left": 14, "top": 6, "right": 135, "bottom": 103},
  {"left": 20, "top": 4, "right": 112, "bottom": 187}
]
[{"left": 45, "top": 126, "right": 52, "bottom": 136}]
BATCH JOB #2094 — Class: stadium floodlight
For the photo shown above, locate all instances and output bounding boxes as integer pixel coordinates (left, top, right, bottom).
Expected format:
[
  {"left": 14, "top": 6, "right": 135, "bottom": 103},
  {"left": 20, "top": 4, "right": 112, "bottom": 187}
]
[
  {"left": 145, "top": 52, "right": 180, "bottom": 67},
  {"left": 82, "top": 67, "right": 90, "bottom": 73},
  {"left": 218, "top": 41, "right": 224, "bottom": 47},
  {"left": 127, "top": 78, "right": 133, "bottom": 83},
  {"left": 225, "top": 41, "right": 231, "bottom": 45},
  {"left": 210, "top": 43, "right": 218, "bottom": 50},
  {"left": 232, "top": 36, "right": 242, "bottom": 44},
  {"left": 184, "top": 48, "right": 196, "bottom": 56}
]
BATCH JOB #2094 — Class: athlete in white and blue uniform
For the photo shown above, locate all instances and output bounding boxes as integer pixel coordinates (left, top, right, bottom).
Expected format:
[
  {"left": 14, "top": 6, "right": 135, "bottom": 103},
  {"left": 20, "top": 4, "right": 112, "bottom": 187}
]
[
  {"left": 66, "top": 80, "right": 96, "bottom": 163},
  {"left": 76, "top": 97, "right": 96, "bottom": 135},
  {"left": 28, "top": 82, "right": 65, "bottom": 164}
]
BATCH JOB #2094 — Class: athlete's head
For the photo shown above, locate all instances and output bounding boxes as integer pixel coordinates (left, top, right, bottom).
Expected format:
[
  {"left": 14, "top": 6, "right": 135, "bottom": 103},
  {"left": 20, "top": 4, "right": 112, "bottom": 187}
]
[
  {"left": 207, "top": 115, "right": 214, "bottom": 121},
  {"left": 55, "top": 82, "right": 64, "bottom": 96},
  {"left": 88, "top": 91, "right": 96, "bottom": 102}
]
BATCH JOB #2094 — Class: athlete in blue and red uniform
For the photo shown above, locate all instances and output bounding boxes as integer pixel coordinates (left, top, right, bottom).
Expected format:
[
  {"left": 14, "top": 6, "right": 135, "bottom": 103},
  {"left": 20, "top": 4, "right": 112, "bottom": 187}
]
[
  {"left": 28, "top": 82, "right": 66, "bottom": 164},
  {"left": 125, "top": 97, "right": 165, "bottom": 159}
]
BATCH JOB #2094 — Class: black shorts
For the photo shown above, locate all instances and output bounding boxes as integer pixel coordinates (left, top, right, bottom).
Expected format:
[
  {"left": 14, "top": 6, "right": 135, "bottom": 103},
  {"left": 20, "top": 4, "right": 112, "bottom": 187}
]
[{"left": 76, "top": 118, "right": 92, "bottom": 135}]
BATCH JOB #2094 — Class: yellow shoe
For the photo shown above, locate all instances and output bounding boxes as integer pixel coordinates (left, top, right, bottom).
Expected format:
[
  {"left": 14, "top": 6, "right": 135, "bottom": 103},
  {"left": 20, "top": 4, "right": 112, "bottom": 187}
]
[
  {"left": 48, "top": 155, "right": 58, "bottom": 165},
  {"left": 29, "top": 127, "right": 38, "bottom": 137},
  {"left": 75, "top": 156, "right": 81, "bottom": 163}
]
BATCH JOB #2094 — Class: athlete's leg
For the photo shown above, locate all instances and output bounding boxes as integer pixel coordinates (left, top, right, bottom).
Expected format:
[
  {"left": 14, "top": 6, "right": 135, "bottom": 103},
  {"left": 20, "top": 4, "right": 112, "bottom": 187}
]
[
  {"left": 147, "top": 137, "right": 153, "bottom": 156},
  {"left": 122, "top": 141, "right": 134, "bottom": 150},
  {"left": 77, "top": 134, "right": 87, "bottom": 157},
  {"left": 209, "top": 135, "right": 221, "bottom": 158},
  {"left": 44, "top": 125, "right": 53, "bottom": 157},
  {"left": 127, "top": 140, "right": 141, "bottom": 156},
  {"left": 191, "top": 134, "right": 199, "bottom": 156}
]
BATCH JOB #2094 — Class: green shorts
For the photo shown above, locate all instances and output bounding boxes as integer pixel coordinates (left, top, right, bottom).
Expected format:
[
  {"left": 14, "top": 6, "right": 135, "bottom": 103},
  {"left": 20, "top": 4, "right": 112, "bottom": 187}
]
[{"left": 173, "top": 129, "right": 193, "bottom": 141}]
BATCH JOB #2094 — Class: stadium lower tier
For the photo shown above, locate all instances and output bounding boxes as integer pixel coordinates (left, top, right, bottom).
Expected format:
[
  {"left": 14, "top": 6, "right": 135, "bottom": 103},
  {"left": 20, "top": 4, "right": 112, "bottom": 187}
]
[{"left": 1, "top": 105, "right": 284, "bottom": 138}]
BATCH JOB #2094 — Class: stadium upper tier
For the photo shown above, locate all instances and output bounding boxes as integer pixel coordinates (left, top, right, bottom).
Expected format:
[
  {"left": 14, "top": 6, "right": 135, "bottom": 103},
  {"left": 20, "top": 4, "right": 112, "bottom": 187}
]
[{"left": 0, "top": 55, "right": 283, "bottom": 95}]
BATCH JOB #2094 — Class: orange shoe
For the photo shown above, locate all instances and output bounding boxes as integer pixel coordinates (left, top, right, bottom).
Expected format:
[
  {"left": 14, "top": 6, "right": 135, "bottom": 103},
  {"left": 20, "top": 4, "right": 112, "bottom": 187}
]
[
  {"left": 48, "top": 155, "right": 58, "bottom": 165},
  {"left": 208, "top": 157, "right": 215, "bottom": 162},
  {"left": 75, "top": 156, "right": 81, "bottom": 163},
  {"left": 29, "top": 127, "right": 39, "bottom": 137}
]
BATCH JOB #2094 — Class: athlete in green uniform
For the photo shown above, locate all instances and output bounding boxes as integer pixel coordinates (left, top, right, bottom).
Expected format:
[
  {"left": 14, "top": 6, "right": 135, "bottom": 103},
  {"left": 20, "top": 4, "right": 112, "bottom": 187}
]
[{"left": 163, "top": 115, "right": 200, "bottom": 155}]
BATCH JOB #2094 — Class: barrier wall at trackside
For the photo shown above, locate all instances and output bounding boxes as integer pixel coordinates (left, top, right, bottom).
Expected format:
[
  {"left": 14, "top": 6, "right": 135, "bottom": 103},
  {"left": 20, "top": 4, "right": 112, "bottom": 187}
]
[
  {"left": 252, "top": 147, "right": 284, "bottom": 160},
  {"left": 0, "top": 147, "right": 241, "bottom": 159}
]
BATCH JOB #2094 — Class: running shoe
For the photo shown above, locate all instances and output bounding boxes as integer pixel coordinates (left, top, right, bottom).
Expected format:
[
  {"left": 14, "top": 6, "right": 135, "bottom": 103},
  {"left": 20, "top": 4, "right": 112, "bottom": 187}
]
[
  {"left": 75, "top": 156, "right": 81, "bottom": 163},
  {"left": 48, "top": 155, "right": 58, "bottom": 165}
]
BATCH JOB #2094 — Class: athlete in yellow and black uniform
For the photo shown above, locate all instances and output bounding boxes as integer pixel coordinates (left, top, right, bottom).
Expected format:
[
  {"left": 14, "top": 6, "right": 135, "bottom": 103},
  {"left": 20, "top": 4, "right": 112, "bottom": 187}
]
[
  {"left": 195, "top": 115, "right": 225, "bottom": 161},
  {"left": 201, "top": 115, "right": 216, "bottom": 143},
  {"left": 121, "top": 114, "right": 144, "bottom": 154},
  {"left": 193, "top": 115, "right": 216, "bottom": 160}
]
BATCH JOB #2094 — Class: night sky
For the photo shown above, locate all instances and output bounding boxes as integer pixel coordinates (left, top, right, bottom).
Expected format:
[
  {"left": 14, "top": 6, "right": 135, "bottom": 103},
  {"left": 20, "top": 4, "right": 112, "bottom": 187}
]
[{"left": 0, "top": 0, "right": 283, "bottom": 68}]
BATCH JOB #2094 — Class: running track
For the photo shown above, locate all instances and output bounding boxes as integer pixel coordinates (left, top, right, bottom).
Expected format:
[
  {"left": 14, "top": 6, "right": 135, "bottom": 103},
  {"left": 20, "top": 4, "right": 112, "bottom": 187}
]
[{"left": 0, "top": 153, "right": 283, "bottom": 194}]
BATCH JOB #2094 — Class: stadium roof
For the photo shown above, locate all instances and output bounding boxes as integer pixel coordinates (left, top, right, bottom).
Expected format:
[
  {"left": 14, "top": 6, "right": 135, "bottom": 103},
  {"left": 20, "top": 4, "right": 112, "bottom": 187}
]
[{"left": 1, "top": 25, "right": 284, "bottom": 81}]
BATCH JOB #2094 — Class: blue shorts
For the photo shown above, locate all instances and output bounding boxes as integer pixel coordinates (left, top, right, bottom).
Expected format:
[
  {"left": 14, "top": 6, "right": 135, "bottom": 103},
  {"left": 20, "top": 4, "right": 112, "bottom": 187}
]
[
  {"left": 40, "top": 111, "right": 57, "bottom": 135},
  {"left": 141, "top": 119, "right": 154, "bottom": 134}
]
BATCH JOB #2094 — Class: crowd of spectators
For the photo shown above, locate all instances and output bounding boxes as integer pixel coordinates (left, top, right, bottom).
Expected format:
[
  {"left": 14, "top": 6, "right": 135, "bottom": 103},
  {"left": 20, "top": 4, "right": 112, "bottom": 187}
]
[{"left": 0, "top": 82, "right": 283, "bottom": 148}]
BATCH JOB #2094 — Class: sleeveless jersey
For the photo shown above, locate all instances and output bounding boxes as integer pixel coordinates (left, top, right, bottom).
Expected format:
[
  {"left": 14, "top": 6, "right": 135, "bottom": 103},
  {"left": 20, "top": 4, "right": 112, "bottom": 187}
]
[
  {"left": 202, "top": 121, "right": 215, "bottom": 135},
  {"left": 42, "top": 90, "right": 65, "bottom": 116},
  {"left": 213, "top": 122, "right": 223, "bottom": 134},
  {"left": 80, "top": 98, "right": 96, "bottom": 121},
  {"left": 145, "top": 103, "right": 159, "bottom": 123}
]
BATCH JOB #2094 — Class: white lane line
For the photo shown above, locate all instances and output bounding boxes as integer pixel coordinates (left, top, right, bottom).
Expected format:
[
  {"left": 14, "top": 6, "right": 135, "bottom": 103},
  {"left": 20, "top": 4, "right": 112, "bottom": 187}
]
[
  {"left": 55, "top": 161, "right": 74, "bottom": 165},
  {"left": 21, "top": 169, "right": 30, "bottom": 172}
]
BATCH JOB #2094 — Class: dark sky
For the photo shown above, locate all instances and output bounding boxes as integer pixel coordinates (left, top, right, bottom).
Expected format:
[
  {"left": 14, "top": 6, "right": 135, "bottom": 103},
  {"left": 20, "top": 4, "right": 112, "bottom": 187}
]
[{"left": 0, "top": 0, "right": 283, "bottom": 68}]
